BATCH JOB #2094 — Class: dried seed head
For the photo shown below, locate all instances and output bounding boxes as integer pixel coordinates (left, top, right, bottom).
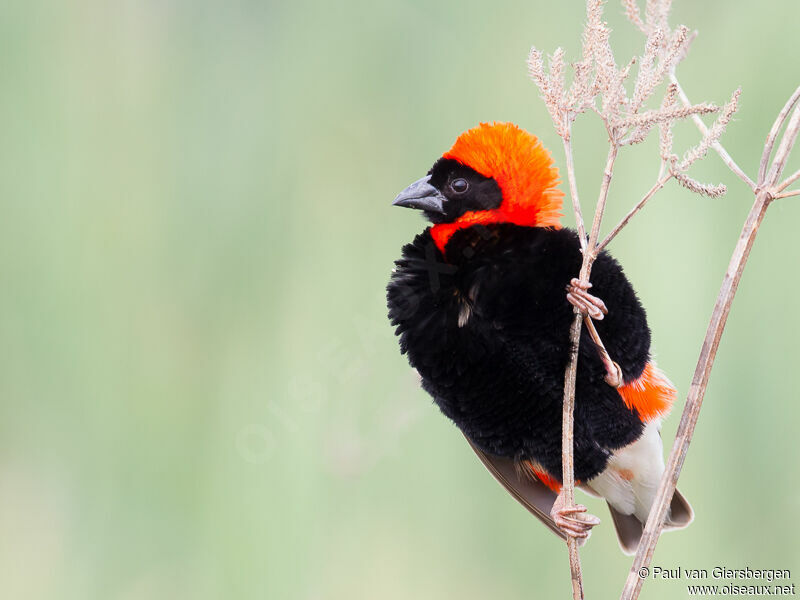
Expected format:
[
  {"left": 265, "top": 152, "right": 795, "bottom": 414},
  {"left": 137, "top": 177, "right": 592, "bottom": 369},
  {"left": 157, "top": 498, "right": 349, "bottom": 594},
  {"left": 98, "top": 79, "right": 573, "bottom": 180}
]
[
  {"left": 644, "top": 0, "right": 672, "bottom": 35},
  {"left": 622, "top": 0, "right": 645, "bottom": 33},
  {"left": 659, "top": 83, "right": 678, "bottom": 160},
  {"left": 679, "top": 88, "right": 741, "bottom": 170},
  {"left": 671, "top": 170, "right": 727, "bottom": 197}
]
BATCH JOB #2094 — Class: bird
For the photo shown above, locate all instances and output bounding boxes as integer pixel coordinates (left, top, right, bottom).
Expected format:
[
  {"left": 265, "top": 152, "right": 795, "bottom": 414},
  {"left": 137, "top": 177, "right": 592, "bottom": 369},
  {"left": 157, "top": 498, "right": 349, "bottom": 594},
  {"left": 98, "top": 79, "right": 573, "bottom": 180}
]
[{"left": 386, "top": 122, "right": 692, "bottom": 553}]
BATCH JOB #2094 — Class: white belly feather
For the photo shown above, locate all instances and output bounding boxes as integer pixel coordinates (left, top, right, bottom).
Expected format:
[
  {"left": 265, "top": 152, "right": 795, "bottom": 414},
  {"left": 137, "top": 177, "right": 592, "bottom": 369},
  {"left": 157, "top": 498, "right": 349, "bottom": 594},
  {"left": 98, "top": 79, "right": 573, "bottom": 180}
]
[{"left": 586, "top": 419, "right": 666, "bottom": 524}]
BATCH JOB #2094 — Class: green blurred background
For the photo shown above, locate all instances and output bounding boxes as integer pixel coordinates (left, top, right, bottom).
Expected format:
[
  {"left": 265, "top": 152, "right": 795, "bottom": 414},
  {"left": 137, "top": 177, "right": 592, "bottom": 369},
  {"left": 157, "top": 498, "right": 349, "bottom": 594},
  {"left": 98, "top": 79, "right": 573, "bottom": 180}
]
[{"left": 1, "top": 0, "right": 799, "bottom": 598}]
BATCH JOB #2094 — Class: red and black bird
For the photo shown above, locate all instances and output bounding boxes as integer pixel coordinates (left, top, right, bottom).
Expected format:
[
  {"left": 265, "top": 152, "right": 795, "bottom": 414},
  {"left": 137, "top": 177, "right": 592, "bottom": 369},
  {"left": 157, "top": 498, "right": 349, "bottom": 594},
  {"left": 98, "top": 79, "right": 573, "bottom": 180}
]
[{"left": 387, "top": 122, "right": 692, "bottom": 552}]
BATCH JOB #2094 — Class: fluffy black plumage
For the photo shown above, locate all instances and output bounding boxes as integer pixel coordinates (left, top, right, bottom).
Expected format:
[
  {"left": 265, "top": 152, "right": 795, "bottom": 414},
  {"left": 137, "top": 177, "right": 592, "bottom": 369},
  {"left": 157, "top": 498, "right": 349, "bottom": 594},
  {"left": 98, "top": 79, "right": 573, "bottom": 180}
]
[{"left": 387, "top": 223, "right": 652, "bottom": 482}]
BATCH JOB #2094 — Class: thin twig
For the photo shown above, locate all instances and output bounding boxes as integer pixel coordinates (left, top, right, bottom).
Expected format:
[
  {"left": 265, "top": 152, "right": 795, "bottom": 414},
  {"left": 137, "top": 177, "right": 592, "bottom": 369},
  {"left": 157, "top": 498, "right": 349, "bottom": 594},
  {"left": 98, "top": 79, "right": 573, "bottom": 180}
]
[
  {"left": 764, "top": 102, "right": 800, "bottom": 187},
  {"left": 595, "top": 172, "right": 673, "bottom": 254},
  {"left": 562, "top": 310, "right": 584, "bottom": 600},
  {"left": 584, "top": 145, "right": 620, "bottom": 268},
  {"left": 776, "top": 168, "right": 800, "bottom": 193},
  {"left": 562, "top": 127, "right": 588, "bottom": 249},
  {"left": 774, "top": 189, "right": 800, "bottom": 199},
  {"left": 668, "top": 73, "right": 756, "bottom": 190},
  {"left": 758, "top": 85, "right": 800, "bottom": 185},
  {"left": 560, "top": 119, "right": 589, "bottom": 600}
]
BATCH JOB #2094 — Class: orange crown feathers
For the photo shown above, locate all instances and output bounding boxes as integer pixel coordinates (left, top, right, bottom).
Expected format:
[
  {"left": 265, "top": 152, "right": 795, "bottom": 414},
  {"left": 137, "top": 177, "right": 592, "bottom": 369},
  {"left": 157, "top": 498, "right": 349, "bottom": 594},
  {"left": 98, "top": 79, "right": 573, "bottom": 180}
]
[{"left": 431, "top": 122, "right": 564, "bottom": 252}]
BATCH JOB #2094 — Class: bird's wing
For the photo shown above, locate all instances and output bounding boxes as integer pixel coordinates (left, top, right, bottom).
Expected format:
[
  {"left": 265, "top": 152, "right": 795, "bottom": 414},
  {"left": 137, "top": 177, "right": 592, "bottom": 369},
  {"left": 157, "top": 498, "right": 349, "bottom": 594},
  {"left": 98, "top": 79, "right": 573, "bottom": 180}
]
[{"left": 464, "top": 434, "right": 587, "bottom": 545}]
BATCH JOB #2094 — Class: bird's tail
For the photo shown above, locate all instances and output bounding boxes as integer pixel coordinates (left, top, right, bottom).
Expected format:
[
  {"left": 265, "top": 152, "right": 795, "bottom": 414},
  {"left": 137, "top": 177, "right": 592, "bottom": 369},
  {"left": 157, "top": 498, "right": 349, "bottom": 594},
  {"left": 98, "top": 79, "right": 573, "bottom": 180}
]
[{"left": 608, "top": 488, "right": 693, "bottom": 555}]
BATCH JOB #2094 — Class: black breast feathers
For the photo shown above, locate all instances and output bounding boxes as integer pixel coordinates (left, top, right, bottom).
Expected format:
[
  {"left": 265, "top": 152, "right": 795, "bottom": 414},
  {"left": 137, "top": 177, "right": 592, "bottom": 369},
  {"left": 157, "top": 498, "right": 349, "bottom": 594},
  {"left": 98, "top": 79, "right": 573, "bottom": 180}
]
[{"left": 387, "top": 223, "right": 651, "bottom": 482}]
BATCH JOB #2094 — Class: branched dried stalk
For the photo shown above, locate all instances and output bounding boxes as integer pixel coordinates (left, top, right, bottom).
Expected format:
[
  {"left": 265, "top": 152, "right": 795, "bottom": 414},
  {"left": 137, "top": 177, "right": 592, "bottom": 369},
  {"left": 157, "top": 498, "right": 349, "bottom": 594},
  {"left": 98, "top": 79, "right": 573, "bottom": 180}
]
[
  {"left": 615, "top": 0, "right": 800, "bottom": 596},
  {"left": 621, "top": 84, "right": 800, "bottom": 600},
  {"left": 526, "top": 1, "right": 757, "bottom": 598}
]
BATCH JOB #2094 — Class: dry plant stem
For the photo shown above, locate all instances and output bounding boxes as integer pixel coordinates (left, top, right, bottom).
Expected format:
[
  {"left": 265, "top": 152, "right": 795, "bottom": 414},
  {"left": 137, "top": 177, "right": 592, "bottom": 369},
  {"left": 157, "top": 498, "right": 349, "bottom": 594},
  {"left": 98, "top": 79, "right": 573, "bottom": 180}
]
[
  {"left": 620, "top": 190, "right": 773, "bottom": 600},
  {"left": 669, "top": 73, "right": 756, "bottom": 190},
  {"left": 764, "top": 101, "right": 800, "bottom": 186},
  {"left": 562, "top": 130, "right": 588, "bottom": 249},
  {"left": 595, "top": 172, "right": 673, "bottom": 254},
  {"left": 776, "top": 168, "right": 800, "bottom": 193},
  {"left": 765, "top": 91, "right": 800, "bottom": 182},
  {"left": 560, "top": 127, "right": 588, "bottom": 600},
  {"left": 561, "top": 144, "right": 619, "bottom": 600},
  {"left": 775, "top": 189, "right": 800, "bottom": 199},
  {"left": 583, "top": 145, "right": 620, "bottom": 265},
  {"left": 562, "top": 310, "right": 585, "bottom": 600},
  {"left": 759, "top": 85, "right": 800, "bottom": 184}
]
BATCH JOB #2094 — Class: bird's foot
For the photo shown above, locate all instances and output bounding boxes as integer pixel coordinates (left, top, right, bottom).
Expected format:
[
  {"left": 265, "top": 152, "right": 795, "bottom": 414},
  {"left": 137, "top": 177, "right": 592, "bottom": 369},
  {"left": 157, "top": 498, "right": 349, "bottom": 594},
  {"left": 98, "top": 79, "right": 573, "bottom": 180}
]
[
  {"left": 551, "top": 488, "right": 601, "bottom": 540},
  {"left": 566, "top": 278, "right": 607, "bottom": 320},
  {"left": 566, "top": 278, "right": 623, "bottom": 388}
]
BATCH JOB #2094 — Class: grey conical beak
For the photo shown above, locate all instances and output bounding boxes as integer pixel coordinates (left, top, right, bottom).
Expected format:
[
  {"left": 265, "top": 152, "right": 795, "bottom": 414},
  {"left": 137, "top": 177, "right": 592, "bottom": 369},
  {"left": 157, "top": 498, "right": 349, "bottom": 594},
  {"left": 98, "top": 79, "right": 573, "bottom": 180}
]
[{"left": 392, "top": 175, "right": 447, "bottom": 214}]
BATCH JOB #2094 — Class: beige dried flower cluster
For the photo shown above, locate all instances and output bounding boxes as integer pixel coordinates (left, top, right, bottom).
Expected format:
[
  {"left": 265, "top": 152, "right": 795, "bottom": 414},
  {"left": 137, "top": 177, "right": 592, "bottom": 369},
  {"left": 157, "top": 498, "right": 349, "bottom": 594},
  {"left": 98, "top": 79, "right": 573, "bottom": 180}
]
[
  {"left": 666, "top": 87, "right": 741, "bottom": 197},
  {"left": 527, "top": 0, "right": 737, "bottom": 201}
]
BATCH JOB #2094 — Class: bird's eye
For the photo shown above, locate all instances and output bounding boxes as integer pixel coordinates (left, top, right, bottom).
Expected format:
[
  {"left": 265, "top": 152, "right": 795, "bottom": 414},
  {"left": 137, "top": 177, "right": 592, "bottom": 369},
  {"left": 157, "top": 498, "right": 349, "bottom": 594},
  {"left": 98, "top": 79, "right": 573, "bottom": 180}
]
[{"left": 451, "top": 178, "right": 469, "bottom": 194}]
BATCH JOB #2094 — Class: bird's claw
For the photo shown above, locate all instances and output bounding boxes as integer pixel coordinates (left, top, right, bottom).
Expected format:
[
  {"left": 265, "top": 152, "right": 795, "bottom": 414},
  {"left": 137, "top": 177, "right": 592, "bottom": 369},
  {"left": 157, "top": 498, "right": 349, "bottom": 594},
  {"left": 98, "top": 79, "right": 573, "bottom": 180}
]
[
  {"left": 566, "top": 278, "right": 608, "bottom": 320},
  {"left": 551, "top": 490, "right": 600, "bottom": 540}
]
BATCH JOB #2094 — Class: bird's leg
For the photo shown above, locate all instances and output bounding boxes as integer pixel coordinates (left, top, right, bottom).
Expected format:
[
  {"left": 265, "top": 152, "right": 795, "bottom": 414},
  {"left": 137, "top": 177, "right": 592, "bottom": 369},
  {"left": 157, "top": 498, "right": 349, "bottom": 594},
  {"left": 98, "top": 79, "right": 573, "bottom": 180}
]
[
  {"left": 550, "top": 487, "right": 601, "bottom": 539},
  {"left": 566, "top": 278, "right": 623, "bottom": 388},
  {"left": 584, "top": 318, "right": 623, "bottom": 388}
]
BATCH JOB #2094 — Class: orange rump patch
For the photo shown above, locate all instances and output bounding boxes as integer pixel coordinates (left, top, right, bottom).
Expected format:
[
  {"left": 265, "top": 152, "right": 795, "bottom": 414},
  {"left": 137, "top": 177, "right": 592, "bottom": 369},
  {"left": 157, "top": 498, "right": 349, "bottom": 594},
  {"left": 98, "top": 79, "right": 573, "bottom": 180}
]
[{"left": 617, "top": 362, "right": 676, "bottom": 422}]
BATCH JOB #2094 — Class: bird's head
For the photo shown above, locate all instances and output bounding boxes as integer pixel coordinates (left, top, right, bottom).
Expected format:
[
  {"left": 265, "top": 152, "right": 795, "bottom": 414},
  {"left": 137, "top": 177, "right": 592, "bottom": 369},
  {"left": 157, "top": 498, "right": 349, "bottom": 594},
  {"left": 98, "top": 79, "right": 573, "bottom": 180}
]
[{"left": 393, "top": 122, "right": 564, "bottom": 252}]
